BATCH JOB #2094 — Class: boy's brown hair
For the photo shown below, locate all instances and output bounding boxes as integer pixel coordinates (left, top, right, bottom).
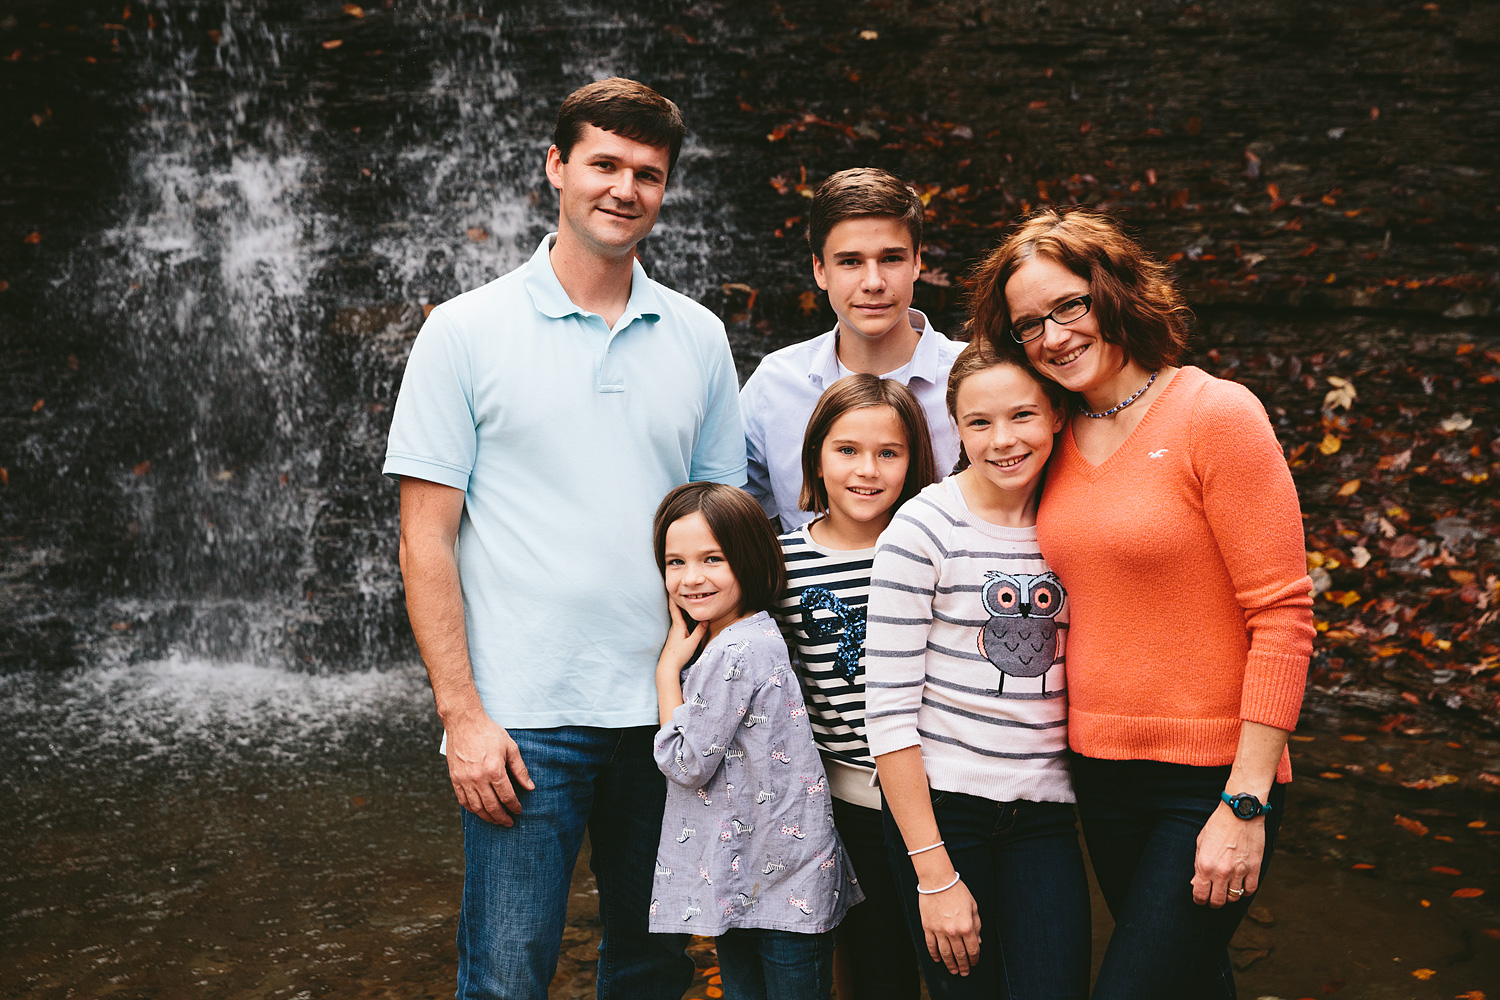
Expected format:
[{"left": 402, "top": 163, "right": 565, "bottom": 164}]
[
  {"left": 946, "top": 337, "right": 1070, "bottom": 473},
  {"left": 968, "top": 206, "right": 1191, "bottom": 372},
  {"left": 653, "top": 483, "right": 786, "bottom": 614},
  {"left": 798, "top": 375, "right": 938, "bottom": 514},
  {"left": 553, "top": 77, "right": 686, "bottom": 173},
  {"left": 806, "top": 168, "right": 924, "bottom": 261}
]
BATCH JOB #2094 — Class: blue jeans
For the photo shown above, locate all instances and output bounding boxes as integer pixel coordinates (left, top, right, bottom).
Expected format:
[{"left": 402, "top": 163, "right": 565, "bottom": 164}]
[
  {"left": 1074, "top": 757, "right": 1287, "bottom": 1000},
  {"left": 456, "top": 725, "right": 693, "bottom": 1000},
  {"left": 884, "top": 793, "right": 1091, "bottom": 1000},
  {"left": 715, "top": 926, "right": 836, "bottom": 1000}
]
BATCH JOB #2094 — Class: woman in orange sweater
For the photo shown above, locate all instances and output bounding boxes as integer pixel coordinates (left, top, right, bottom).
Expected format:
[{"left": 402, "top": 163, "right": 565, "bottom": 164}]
[{"left": 970, "top": 208, "right": 1315, "bottom": 1000}]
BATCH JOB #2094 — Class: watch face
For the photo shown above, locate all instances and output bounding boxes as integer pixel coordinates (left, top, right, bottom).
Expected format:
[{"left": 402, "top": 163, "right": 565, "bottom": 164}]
[{"left": 1232, "top": 795, "right": 1258, "bottom": 818}]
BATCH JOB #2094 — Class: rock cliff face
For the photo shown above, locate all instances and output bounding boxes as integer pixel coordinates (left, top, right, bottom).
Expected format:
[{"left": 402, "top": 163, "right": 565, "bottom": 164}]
[{"left": 1, "top": 1, "right": 1495, "bottom": 695}]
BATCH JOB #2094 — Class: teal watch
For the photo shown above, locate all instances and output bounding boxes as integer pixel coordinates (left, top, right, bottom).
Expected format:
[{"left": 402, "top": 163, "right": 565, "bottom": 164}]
[{"left": 1221, "top": 792, "right": 1271, "bottom": 819}]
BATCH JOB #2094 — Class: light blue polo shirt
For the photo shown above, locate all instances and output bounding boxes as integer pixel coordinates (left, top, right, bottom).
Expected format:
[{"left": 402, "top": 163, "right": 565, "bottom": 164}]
[
  {"left": 384, "top": 235, "right": 746, "bottom": 730},
  {"left": 740, "top": 311, "right": 963, "bottom": 530}
]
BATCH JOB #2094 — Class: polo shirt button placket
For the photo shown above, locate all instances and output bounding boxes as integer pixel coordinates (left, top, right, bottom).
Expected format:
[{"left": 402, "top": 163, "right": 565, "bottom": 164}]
[{"left": 598, "top": 321, "right": 626, "bottom": 394}]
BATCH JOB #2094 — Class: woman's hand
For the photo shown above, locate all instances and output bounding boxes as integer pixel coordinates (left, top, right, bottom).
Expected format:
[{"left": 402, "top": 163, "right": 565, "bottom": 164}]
[
  {"left": 917, "top": 876, "right": 982, "bottom": 976},
  {"left": 1191, "top": 802, "right": 1265, "bottom": 907}
]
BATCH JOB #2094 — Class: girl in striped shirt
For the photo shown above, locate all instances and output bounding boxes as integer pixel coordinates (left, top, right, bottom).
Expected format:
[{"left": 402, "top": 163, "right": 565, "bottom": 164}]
[
  {"left": 776, "top": 374, "right": 938, "bottom": 1000},
  {"left": 866, "top": 338, "right": 1090, "bottom": 1000}
]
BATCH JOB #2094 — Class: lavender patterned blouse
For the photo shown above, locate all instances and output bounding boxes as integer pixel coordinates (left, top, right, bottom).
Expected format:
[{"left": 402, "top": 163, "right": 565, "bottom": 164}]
[{"left": 649, "top": 611, "right": 863, "bottom": 935}]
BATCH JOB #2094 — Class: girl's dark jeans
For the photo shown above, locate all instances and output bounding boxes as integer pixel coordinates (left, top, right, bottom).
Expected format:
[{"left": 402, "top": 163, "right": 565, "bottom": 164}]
[
  {"left": 1074, "top": 756, "right": 1287, "bottom": 1000},
  {"left": 883, "top": 792, "right": 1091, "bottom": 1000}
]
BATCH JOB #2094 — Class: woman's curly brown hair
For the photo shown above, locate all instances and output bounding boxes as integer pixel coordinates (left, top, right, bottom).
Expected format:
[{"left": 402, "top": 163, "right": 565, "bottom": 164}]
[{"left": 966, "top": 207, "right": 1192, "bottom": 372}]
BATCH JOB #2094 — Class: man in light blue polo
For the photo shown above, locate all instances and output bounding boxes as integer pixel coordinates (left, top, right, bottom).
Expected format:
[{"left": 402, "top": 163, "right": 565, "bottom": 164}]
[
  {"left": 742, "top": 168, "right": 961, "bottom": 531},
  {"left": 385, "top": 78, "right": 744, "bottom": 1000}
]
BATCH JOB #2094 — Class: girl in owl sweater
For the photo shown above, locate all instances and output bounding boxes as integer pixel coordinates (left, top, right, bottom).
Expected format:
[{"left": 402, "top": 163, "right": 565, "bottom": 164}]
[{"left": 866, "top": 338, "right": 1090, "bottom": 1000}]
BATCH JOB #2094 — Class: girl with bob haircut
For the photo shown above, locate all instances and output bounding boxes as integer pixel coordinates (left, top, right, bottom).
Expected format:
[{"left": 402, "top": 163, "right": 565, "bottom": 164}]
[
  {"left": 649, "top": 482, "right": 862, "bottom": 1000},
  {"left": 973, "top": 206, "right": 1315, "bottom": 1000},
  {"left": 778, "top": 375, "right": 938, "bottom": 1000}
]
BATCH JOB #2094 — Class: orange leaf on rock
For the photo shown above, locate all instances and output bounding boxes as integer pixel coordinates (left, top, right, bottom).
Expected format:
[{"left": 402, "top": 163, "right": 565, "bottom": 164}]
[
  {"left": 0, "top": 467, "right": 8, "bottom": 486},
  {"left": 1340, "top": 733, "right": 1366, "bottom": 742},
  {"left": 1393, "top": 814, "right": 1429, "bottom": 836},
  {"left": 1337, "top": 479, "right": 1361, "bottom": 496},
  {"left": 23, "top": 231, "right": 41, "bottom": 245},
  {"left": 1452, "top": 887, "right": 1484, "bottom": 898},
  {"left": 343, "top": 3, "right": 365, "bottom": 16},
  {"left": 1430, "top": 866, "right": 1462, "bottom": 875},
  {"left": 798, "top": 290, "right": 820, "bottom": 316},
  {"left": 132, "top": 460, "right": 151, "bottom": 476},
  {"left": 466, "top": 227, "right": 488, "bottom": 241},
  {"left": 321, "top": 38, "right": 343, "bottom": 49},
  {"left": 32, "top": 399, "right": 44, "bottom": 412},
  {"left": 1484, "top": 928, "right": 1500, "bottom": 940},
  {"left": 1319, "top": 771, "right": 1345, "bottom": 780},
  {"left": 1319, "top": 433, "right": 1342, "bottom": 456},
  {"left": 1351, "top": 862, "right": 1375, "bottom": 869},
  {"left": 1454, "top": 991, "right": 1486, "bottom": 1000}
]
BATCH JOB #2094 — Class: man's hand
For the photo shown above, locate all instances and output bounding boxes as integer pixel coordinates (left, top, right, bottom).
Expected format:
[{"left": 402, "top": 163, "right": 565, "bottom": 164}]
[{"left": 445, "top": 708, "right": 534, "bottom": 826}]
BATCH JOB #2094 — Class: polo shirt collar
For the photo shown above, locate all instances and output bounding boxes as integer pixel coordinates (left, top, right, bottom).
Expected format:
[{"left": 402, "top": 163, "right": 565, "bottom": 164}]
[
  {"left": 522, "top": 233, "right": 664, "bottom": 327},
  {"left": 807, "top": 308, "right": 939, "bottom": 388}
]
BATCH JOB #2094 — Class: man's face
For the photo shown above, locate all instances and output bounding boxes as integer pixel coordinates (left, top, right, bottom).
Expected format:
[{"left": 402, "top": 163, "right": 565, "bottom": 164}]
[
  {"left": 545, "top": 123, "right": 671, "bottom": 258},
  {"left": 811, "top": 216, "right": 922, "bottom": 345}
]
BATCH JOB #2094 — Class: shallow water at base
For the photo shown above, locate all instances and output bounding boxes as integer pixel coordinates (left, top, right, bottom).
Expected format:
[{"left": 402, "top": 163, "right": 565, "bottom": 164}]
[{"left": 4, "top": 661, "right": 1496, "bottom": 999}]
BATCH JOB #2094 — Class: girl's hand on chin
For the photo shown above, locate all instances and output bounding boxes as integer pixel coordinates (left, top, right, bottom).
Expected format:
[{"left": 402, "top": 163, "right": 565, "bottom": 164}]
[{"left": 658, "top": 599, "right": 708, "bottom": 675}]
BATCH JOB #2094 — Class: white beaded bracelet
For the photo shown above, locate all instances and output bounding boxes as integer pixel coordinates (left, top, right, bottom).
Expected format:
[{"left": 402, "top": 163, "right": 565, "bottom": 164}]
[
  {"left": 907, "top": 840, "right": 945, "bottom": 857},
  {"left": 916, "top": 871, "right": 962, "bottom": 895}
]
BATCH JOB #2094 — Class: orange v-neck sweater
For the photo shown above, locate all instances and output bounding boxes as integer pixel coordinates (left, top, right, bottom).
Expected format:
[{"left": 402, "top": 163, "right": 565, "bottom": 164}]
[{"left": 1037, "top": 366, "right": 1314, "bottom": 783}]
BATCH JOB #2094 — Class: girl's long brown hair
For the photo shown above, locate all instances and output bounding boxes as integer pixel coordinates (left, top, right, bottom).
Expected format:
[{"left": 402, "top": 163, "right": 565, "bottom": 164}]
[{"left": 798, "top": 374, "right": 938, "bottom": 514}]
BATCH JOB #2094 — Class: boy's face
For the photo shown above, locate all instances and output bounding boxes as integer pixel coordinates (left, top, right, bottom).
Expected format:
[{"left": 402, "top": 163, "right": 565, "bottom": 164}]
[
  {"left": 546, "top": 123, "right": 670, "bottom": 258},
  {"left": 811, "top": 216, "right": 922, "bottom": 346}
]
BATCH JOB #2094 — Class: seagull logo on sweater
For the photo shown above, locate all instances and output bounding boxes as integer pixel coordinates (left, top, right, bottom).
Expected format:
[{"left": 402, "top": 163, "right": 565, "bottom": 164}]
[{"left": 1148, "top": 448, "right": 1169, "bottom": 459}]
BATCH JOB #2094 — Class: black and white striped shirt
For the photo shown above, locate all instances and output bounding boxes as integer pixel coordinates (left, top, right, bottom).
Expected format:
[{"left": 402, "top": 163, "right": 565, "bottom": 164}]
[{"left": 776, "top": 524, "right": 880, "bottom": 806}]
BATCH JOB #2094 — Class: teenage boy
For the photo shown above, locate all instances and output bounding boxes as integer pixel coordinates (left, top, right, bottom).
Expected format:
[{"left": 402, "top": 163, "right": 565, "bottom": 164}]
[
  {"left": 385, "top": 78, "right": 744, "bottom": 1000},
  {"left": 740, "top": 167, "right": 957, "bottom": 1000},
  {"left": 741, "top": 167, "right": 961, "bottom": 530}
]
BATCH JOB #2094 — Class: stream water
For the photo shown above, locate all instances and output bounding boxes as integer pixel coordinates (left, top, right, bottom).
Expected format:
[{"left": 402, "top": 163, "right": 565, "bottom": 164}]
[{"left": 3, "top": 0, "right": 1497, "bottom": 997}]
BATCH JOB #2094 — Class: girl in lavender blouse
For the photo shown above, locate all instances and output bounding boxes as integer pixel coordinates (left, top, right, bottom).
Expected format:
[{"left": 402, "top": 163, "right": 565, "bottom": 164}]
[{"left": 648, "top": 482, "right": 862, "bottom": 1000}]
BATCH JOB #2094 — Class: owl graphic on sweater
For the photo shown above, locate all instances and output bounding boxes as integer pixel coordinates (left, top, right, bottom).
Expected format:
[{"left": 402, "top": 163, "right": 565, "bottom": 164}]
[{"left": 976, "top": 570, "right": 1066, "bottom": 695}]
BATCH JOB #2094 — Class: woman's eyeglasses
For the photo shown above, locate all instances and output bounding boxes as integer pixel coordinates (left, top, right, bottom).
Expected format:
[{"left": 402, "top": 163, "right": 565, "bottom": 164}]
[{"left": 1009, "top": 294, "right": 1092, "bottom": 344}]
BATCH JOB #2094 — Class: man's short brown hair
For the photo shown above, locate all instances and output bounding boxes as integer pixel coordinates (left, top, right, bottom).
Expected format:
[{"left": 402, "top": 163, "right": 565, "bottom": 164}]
[
  {"left": 553, "top": 77, "right": 686, "bottom": 173},
  {"left": 806, "top": 168, "right": 924, "bottom": 260},
  {"left": 653, "top": 483, "right": 786, "bottom": 615}
]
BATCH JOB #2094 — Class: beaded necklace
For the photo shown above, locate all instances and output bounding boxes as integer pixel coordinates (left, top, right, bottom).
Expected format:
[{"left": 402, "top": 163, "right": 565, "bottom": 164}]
[{"left": 1081, "top": 370, "right": 1158, "bottom": 419}]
